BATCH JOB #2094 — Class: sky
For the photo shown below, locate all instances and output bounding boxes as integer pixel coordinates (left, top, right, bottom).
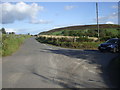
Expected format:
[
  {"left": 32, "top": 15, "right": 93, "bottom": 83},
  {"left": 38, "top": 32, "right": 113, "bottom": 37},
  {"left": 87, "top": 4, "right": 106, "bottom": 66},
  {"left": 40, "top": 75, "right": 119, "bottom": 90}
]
[{"left": 0, "top": 1, "right": 119, "bottom": 35}]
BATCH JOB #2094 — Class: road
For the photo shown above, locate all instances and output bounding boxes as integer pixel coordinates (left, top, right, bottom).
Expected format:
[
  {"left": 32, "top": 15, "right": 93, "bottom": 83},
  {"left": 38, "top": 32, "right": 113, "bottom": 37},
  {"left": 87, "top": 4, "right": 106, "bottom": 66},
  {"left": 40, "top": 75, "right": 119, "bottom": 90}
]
[{"left": 2, "top": 38, "right": 119, "bottom": 88}]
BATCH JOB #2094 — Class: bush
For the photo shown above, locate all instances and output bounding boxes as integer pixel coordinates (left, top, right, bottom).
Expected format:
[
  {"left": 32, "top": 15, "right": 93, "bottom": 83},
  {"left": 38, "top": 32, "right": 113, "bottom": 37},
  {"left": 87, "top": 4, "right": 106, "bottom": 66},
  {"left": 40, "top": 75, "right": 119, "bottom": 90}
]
[
  {"left": 36, "top": 36, "right": 102, "bottom": 50},
  {"left": 100, "top": 36, "right": 112, "bottom": 41},
  {"left": 76, "top": 37, "right": 93, "bottom": 42}
]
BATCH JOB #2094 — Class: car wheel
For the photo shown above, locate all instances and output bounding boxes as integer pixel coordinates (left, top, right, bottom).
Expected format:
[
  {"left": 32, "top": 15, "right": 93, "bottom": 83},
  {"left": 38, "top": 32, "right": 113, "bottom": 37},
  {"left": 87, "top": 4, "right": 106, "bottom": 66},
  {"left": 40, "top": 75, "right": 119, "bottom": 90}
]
[
  {"left": 118, "top": 48, "right": 120, "bottom": 53},
  {"left": 112, "top": 48, "right": 117, "bottom": 53},
  {"left": 99, "top": 49, "right": 104, "bottom": 52}
]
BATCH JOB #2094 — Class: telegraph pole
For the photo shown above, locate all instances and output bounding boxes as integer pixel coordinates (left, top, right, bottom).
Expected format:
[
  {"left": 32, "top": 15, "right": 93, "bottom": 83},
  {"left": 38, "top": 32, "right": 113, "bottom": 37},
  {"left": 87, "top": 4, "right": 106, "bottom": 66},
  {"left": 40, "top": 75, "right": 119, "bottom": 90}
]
[{"left": 96, "top": 2, "right": 99, "bottom": 38}]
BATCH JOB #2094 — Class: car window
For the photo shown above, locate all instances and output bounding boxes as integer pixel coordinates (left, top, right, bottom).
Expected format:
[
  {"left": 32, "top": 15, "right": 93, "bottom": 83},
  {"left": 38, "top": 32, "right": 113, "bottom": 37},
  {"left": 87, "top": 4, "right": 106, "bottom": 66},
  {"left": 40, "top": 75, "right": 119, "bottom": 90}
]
[
  {"left": 106, "top": 39, "right": 117, "bottom": 44},
  {"left": 118, "top": 40, "right": 120, "bottom": 44}
]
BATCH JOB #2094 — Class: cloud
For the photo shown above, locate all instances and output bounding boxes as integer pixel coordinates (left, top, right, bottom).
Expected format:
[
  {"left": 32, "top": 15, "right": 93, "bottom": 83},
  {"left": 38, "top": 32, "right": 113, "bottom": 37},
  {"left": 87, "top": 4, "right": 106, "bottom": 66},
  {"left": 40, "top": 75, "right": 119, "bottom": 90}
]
[
  {"left": 106, "top": 21, "right": 114, "bottom": 24},
  {"left": 0, "top": 2, "right": 44, "bottom": 24},
  {"left": 112, "top": 5, "right": 118, "bottom": 9},
  {"left": 5, "top": 28, "right": 17, "bottom": 32},
  {"left": 53, "top": 24, "right": 82, "bottom": 29},
  {"left": 93, "top": 12, "right": 118, "bottom": 24},
  {"left": 29, "top": 19, "right": 51, "bottom": 24},
  {"left": 99, "top": 12, "right": 117, "bottom": 21},
  {"left": 64, "top": 5, "right": 76, "bottom": 10}
]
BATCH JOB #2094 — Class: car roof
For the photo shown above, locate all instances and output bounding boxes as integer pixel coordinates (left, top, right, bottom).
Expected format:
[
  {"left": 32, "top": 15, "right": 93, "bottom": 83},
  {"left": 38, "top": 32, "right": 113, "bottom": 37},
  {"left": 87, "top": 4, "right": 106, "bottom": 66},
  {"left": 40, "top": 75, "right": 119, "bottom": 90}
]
[
  {"left": 108, "top": 38, "right": 120, "bottom": 41},
  {"left": 109, "top": 38, "right": 118, "bottom": 40}
]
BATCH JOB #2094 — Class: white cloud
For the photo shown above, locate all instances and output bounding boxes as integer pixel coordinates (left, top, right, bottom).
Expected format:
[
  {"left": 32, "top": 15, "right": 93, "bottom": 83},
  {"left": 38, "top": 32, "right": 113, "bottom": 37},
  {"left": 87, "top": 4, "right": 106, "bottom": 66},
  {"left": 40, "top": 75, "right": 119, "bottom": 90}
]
[
  {"left": 93, "top": 12, "right": 118, "bottom": 24},
  {"left": 112, "top": 5, "right": 118, "bottom": 9},
  {"left": 5, "top": 28, "right": 17, "bottom": 32},
  {"left": 29, "top": 19, "right": 51, "bottom": 24},
  {"left": 106, "top": 21, "right": 114, "bottom": 24},
  {"left": 53, "top": 24, "right": 82, "bottom": 29},
  {"left": 0, "top": 2, "right": 44, "bottom": 24},
  {"left": 99, "top": 12, "right": 117, "bottom": 21},
  {"left": 64, "top": 5, "right": 76, "bottom": 10}
]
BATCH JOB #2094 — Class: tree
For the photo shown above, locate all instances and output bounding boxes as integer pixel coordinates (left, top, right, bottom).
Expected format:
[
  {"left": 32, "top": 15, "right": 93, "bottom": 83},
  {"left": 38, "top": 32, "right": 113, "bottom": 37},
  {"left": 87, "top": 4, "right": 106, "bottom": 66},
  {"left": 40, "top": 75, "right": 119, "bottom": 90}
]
[
  {"left": 9, "top": 32, "right": 15, "bottom": 34},
  {"left": 28, "top": 33, "right": 30, "bottom": 35},
  {"left": 11, "top": 32, "right": 15, "bottom": 34},
  {"left": 1, "top": 28, "right": 6, "bottom": 34}
]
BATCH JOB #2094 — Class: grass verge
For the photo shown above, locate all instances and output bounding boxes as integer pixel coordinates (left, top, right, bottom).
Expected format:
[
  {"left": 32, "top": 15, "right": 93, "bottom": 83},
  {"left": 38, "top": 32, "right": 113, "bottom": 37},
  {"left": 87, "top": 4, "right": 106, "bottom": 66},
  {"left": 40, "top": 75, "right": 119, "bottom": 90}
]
[{"left": 0, "top": 34, "right": 31, "bottom": 57}]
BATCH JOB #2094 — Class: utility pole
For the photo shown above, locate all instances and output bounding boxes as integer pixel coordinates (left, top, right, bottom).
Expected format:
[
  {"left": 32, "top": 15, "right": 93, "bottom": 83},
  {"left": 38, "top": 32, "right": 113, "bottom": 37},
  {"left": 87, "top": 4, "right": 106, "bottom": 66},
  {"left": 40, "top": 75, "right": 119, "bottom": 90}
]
[{"left": 96, "top": 2, "right": 99, "bottom": 38}]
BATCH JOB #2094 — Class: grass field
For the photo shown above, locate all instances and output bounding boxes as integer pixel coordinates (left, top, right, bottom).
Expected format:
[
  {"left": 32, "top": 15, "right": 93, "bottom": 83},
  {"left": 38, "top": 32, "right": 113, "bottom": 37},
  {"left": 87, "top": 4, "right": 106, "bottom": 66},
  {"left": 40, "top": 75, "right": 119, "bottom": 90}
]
[{"left": 0, "top": 34, "right": 31, "bottom": 56}]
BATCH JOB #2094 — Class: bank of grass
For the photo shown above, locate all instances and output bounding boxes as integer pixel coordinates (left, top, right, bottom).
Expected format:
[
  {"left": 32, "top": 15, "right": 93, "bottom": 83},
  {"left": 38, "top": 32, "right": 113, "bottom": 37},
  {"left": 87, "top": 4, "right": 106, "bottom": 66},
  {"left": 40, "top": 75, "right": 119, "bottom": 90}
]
[
  {"left": 0, "top": 34, "right": 31, "bottom": 56},
  {"left": 108, "top": 55, "right": 120, "bottom": 87},
  {"left": 36, "top": 37, "right": 103, "bottom": 50}
]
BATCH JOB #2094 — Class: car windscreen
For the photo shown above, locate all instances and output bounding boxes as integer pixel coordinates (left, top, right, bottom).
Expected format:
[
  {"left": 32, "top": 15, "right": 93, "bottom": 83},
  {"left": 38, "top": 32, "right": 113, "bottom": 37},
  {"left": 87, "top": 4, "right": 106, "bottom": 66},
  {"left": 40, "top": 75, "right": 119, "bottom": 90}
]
[{"left": 106, "top": 39, "right": 117, "bottom": 44}]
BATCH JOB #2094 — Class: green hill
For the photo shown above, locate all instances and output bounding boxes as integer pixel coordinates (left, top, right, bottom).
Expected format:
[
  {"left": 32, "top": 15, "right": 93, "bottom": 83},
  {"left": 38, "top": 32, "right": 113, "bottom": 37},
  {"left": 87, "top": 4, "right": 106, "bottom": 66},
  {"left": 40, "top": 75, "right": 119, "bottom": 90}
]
[
  {"left": 37, "top": 24, "right": 120, "bottom": 49},
  {"left": 39, "top": 24, "right": 120, "bottom": 37}
]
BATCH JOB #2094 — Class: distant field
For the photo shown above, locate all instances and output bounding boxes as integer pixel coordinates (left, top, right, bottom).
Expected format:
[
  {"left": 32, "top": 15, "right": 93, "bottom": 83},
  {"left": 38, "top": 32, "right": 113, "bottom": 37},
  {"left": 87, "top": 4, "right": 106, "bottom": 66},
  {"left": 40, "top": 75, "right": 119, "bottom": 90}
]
[{"left": 0, "top": 34, "right": 31, "bottom": 56}]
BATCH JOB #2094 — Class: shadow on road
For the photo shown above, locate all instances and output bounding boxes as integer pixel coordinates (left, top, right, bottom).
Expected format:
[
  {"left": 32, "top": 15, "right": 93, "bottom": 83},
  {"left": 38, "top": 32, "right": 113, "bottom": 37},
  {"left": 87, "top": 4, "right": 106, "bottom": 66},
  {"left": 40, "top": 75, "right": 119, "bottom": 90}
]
[
  {"left": 42, "top": 48, "right": 118, "bottom": 67},
  {"left": 39, "top": 48, "right": 119, "bottom": 88},
  {"left": 32, "top": 72, "right": 83, "bottom": 89}
]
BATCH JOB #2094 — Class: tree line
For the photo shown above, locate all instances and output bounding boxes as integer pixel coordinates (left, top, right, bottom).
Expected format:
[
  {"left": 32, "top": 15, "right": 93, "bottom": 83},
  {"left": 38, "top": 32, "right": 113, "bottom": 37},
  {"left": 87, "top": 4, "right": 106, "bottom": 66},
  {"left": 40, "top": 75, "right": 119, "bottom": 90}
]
[
  {"left": 0, "top": 28, "right": 31, "bottom": 35},
  {"left": 0, "top": 28, "right": 15, "bottom": 34}
]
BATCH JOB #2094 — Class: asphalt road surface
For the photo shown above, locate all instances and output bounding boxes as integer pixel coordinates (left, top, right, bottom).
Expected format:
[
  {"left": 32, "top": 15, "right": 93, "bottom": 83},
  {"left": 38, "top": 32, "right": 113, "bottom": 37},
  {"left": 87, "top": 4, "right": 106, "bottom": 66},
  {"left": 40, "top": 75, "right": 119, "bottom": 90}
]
[{"left": 2, "top": 38, "right": 119, "bottom": 88}]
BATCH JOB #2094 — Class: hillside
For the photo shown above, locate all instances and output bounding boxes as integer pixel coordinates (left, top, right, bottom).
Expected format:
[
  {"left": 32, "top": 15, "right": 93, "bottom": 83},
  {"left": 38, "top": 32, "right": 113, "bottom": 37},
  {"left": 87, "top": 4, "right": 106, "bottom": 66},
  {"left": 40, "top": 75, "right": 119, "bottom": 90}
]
[
  {"left": 37, "top": 24, "right": 120, "bottom": 50},
  {"left": 39, "top": 24, "right": 120, "bottom": 36}
]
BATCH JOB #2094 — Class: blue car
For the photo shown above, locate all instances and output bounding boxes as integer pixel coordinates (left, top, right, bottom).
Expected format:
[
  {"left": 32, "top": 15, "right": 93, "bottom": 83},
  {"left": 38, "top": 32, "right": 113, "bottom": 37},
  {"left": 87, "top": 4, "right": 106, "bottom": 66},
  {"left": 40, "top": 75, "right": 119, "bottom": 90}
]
[{"left": 98, "top": 38, "right": 120, "bottom": 53}]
